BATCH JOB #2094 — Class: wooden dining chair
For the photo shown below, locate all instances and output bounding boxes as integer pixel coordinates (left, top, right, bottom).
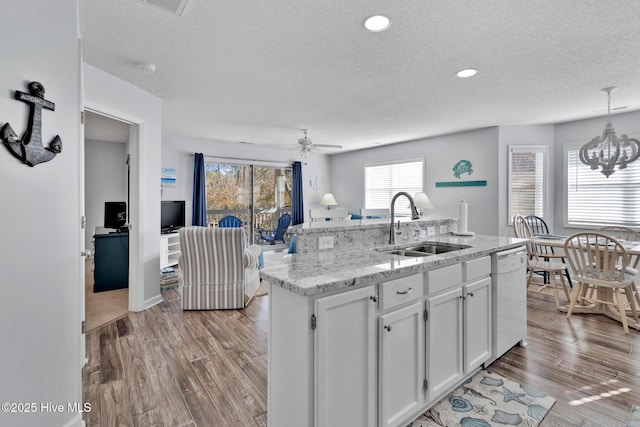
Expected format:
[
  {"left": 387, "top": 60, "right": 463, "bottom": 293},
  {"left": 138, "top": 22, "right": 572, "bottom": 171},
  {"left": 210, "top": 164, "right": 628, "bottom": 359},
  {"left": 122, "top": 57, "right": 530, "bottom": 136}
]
[
  {"left": 596, "top": 225, "right": 640, "bottom": 242},
  {"left": 524, "top": 215, "right": 573, "bottom": 288},
  {"left": 563, "top": 232, "right": 639, "bottom": 333},
  {"left": 514, "top": 215, "right": 571, "bottom": 308},
  {"left": 596, "top": 225, "right": 640, "bottom": 309}
]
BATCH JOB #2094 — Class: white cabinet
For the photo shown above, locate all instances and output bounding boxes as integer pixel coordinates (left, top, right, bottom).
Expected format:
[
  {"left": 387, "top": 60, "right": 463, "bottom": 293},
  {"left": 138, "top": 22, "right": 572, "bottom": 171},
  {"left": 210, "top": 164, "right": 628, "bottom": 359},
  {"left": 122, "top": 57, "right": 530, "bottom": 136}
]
[
  {"left": 314, "top": 285, "right": 377, "bottom": 427},
  {"left": 268, "top": 255, "right": 498, "bottom": 427},
  {"left": 379, "top": 300, "right": 425, "bottom": 427},
  {"left": 160, "top": 233, "right": 181, "bottom": 268},
  {"left": 426, "top": 257, "right": 492, "bottom": 402},
  {"left": 426, "top": 286, "right": 463, "bottom": 398},
  {"left": 463, "top": 277, "right": 492, "bottom": 372}
]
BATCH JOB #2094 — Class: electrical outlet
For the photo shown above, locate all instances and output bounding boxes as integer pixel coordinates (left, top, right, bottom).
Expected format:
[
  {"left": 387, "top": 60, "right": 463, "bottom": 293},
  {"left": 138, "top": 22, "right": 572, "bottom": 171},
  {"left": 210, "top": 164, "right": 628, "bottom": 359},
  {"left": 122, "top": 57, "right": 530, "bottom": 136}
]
[
  {"left": 427, "top": 226, "right": 435, "bottom": 236},
  {"left": 318, "top": 236, "right": 334, "bottom": 250},
  {"left": 439, "top": 224, "right": 448, "bottom": 234}
]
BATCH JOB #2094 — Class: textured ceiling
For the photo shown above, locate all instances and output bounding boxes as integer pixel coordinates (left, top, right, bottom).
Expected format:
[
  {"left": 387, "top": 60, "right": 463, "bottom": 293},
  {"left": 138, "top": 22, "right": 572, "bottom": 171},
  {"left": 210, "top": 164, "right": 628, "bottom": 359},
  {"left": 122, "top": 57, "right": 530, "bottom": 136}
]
[{"left": 79, "top": 0, "right": 640, "bottom": 154}]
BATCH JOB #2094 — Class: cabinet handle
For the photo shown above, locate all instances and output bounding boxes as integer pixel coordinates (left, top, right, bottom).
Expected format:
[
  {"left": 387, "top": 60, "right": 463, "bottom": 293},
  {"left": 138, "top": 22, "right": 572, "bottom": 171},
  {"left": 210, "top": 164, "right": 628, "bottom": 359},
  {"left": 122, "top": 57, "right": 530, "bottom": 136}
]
[
  {"left": 467, "top": 292, "right": 475, "bottom": 298},
  {"left": 370, "top": 295, "right": 378, "bottom": 303},
  {"left": 384, "top": 325, "right": 392, "bottom": 332},
  {"left": 396, "top": 287, "right": 413, "bottom": 295}
]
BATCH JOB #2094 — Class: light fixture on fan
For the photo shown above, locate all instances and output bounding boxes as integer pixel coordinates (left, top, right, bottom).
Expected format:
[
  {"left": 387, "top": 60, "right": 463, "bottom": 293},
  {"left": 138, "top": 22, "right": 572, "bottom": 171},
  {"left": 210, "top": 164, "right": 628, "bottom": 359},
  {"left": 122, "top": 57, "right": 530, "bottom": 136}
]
[
  {"left": 579, "top": 87, "right": 640, "bottom": 177},
  {"left": 299, "top": 129, "right": 313, "bottom": 159},
  {"left": 296, "top": 129, "right": 343, "bottom": 159}
]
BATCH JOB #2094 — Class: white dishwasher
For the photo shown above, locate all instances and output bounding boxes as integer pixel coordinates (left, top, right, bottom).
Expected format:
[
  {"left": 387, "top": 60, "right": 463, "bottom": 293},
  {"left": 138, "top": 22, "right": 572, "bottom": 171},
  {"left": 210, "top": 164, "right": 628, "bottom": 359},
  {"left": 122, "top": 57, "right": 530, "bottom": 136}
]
[{"left": 486, "top": 246, "right": 528, "bottom": 366}]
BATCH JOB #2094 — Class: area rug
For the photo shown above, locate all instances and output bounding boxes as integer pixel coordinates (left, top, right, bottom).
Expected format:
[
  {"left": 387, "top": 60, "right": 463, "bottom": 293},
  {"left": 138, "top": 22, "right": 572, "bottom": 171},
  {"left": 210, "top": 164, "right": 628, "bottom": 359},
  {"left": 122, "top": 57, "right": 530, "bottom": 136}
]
[
  {"left": 411, "top": 370, "right": 556, "bottom": 427},
  {"left": 628, "top": 405, "right": 640, "bottom": 427}
]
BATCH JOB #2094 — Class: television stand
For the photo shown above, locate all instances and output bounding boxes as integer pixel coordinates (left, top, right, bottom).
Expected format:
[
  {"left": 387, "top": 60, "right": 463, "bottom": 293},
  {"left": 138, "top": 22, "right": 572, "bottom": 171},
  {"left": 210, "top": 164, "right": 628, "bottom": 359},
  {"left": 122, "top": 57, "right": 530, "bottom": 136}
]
[{"left": 161, "top": 232, "right": 181, "bottom": 268}]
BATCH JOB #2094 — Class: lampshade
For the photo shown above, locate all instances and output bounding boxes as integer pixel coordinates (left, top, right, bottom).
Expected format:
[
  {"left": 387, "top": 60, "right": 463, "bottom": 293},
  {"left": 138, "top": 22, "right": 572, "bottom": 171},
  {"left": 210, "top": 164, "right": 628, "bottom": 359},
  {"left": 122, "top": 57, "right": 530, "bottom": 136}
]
[
  {"left": 413, "top": 192, "right": 434, "bottom": 210},
  {"left": 320, "top": 193, "right": 338, "bottom": 208}
]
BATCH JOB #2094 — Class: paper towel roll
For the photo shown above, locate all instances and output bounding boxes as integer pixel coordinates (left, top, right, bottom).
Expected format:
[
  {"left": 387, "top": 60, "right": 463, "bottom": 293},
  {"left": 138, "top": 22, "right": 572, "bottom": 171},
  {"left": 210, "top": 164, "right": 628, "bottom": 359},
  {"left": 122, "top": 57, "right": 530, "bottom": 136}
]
[{"left": 457, "top": 200, "right": 468, "bottom": 234}]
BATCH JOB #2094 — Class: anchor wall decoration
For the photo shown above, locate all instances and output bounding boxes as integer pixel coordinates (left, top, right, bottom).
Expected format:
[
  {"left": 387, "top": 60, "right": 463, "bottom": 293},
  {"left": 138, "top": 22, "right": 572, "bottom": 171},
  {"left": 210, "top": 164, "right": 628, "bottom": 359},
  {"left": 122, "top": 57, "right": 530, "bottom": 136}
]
[{"left": 1, "top": 81, "right": 62, "bottom": 167}]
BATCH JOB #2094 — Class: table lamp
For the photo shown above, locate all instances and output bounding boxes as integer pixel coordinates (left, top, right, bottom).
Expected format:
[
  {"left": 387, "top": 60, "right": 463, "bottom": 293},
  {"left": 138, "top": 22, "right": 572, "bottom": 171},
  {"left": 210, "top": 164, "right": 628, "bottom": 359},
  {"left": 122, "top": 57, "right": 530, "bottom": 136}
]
[
  {"left": 413, "top": 192, "right": 434, "bottom": 216},
  {"left": 320, "top": 193, "right": 338, "bottom": 210}
]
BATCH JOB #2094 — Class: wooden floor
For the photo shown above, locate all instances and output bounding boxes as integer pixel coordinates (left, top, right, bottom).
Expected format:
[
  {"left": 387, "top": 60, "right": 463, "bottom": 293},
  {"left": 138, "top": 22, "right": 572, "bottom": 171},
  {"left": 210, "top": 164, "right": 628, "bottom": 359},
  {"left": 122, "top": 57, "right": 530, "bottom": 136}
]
[{"left": 83, "top": 287, "right": 640, "bottom": 427}]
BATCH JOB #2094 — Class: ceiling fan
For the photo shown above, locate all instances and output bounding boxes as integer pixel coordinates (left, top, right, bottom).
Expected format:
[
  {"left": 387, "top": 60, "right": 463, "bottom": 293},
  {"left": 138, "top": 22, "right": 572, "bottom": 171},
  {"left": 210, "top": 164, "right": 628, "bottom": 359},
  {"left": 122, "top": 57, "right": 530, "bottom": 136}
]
[{"left": 294, "top": 129, "right": 343, "bottom": 158}]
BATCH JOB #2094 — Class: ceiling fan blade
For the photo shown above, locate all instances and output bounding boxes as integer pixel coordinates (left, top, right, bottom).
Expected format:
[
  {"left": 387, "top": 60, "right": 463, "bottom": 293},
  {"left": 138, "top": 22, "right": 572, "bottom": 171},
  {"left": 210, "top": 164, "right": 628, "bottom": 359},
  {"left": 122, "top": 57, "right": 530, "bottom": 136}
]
[{"left": 314, "top": 144, "right": 343, "bottom": 148}]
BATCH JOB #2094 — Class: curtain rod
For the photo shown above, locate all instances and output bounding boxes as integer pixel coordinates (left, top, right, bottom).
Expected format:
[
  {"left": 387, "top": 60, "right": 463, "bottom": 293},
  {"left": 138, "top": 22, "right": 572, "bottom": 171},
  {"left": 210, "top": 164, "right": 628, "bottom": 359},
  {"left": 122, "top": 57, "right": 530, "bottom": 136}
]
[{"left": 188, "top": 153, "right": 292, "bottom": 168}]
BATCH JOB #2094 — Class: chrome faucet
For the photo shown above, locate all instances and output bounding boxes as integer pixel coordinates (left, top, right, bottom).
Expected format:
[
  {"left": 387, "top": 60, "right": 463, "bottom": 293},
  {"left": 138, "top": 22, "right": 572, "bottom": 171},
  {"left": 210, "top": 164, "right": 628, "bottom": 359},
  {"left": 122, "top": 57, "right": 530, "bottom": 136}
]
[{"left": 389, "top": 191, "right": 421, "bottom": 244}]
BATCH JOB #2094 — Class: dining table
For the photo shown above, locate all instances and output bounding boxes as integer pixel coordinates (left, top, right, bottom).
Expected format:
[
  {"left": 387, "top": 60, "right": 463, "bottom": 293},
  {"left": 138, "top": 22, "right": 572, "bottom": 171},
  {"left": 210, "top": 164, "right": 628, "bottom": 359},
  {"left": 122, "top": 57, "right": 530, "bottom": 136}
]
[{"left": 530, "top": 233, "right": 640, "bottom": 331}]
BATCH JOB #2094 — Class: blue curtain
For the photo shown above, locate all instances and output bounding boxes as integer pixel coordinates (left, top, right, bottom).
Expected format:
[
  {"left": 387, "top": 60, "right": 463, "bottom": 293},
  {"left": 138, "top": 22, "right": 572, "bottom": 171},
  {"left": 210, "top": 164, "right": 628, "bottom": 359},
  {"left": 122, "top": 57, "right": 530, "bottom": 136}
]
[
  {"left": 192, "top": 153, "right": 207, "bottom": 226},
  {"left": 292, "top": 161, "right": 304, "bottom": 225}
]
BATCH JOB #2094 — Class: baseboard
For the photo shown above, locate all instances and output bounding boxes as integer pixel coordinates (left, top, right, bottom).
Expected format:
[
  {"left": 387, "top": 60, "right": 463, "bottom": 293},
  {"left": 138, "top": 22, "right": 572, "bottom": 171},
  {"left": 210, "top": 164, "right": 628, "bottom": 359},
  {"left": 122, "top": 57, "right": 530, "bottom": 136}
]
[{"left": 144, "top": 293, "right": 164, "bottom": 310}]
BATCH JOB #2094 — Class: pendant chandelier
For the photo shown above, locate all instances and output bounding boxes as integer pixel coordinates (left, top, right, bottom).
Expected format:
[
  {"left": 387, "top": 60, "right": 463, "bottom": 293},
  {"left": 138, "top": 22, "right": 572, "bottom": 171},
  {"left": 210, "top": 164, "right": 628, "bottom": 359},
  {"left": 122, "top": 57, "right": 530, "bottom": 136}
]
[{"left": 579, "top": 87, "right": 640, "bottom": 177}]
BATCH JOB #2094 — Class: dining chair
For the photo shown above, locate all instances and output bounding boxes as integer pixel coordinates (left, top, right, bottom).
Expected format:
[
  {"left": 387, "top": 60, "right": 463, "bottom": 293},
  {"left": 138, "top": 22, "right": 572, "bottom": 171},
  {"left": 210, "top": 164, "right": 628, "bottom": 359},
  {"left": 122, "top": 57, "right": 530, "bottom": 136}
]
[
  {"left": 595, "top": 225, "right": 640, "bottom": 242},
  {"left": 514, "top": 215, "right": 571, "bottom": 308},
  {"left": 595, "top": 225, "right": 640, "bottom": 309},
  {"left": 524, "top": 215, "right": 572, "bottom": 288},
  {"left": 563, "top": 232, "right": 639, "bottom": 333}
]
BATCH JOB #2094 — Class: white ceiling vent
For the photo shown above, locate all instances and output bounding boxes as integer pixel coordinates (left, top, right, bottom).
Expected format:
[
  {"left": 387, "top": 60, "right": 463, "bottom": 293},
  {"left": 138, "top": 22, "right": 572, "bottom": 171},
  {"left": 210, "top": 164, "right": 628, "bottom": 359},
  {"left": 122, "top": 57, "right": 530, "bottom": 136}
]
[{"left": 133, "top": 0, "right": 190, "bottom": 16}]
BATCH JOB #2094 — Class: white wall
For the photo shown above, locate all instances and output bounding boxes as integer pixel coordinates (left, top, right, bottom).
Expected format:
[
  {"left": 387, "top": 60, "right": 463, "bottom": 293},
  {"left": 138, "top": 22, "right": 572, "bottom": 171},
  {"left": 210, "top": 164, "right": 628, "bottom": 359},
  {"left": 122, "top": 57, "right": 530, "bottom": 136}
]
[
  {"left": 552, "top": 109, "right": 640, "bottom": 236},
  {"left": 84, "top": 64, "right": 162, "bottom": 310},
  {"left": 0, "top": 1, "right": 82, "bottom": 426},
  {"left": 161, "top": 131, "right": 331, "bottom": 224},
  {"left": 84, "top": 139, "right": 128, "bottom": 249},
  {"left": 330, "top": 127, "right": 500, "bottom": 235},
  {"left": 497, "top": 125, "right": 555, "bottom": 237}
]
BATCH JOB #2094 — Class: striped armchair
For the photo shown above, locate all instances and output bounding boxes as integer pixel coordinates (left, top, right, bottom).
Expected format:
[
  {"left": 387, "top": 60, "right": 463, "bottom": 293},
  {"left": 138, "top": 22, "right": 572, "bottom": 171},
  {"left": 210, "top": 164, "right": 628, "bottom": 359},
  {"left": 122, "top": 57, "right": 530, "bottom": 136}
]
[{"left": 177, "top": 227, "right": 262, "bottom": 310}]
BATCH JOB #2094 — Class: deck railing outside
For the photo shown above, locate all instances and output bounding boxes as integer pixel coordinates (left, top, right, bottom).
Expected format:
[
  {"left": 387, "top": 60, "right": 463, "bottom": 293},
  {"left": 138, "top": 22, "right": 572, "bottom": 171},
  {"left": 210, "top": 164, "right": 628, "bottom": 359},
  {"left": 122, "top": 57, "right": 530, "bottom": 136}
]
[{"left": 206, "top": 208, "right": 292, "bottom": 244}]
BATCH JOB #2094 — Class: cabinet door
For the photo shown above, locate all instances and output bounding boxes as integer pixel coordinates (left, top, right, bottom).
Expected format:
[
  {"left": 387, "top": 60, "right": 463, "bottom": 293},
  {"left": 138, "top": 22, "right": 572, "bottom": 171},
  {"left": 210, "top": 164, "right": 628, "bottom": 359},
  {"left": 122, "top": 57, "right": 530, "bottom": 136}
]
[
  {"left": 426, "top": 287, "right": 463, "bottom": 400},
  {"left": 463, "top": 277, "right": 492, "bottom": 372},
  {"left": 379, "top": 301, "right": 425, "bottom": 427},
  {"left": 314, "top": 286, "right": 377, "bottom": 427}
]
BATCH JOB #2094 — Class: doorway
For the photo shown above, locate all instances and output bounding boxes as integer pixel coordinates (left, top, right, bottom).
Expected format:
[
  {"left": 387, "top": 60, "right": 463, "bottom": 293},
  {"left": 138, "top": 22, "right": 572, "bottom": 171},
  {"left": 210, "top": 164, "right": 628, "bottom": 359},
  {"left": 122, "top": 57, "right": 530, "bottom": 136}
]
[
  {"left": 84, "top": 111, "right": 132, "bottom": 331},
  {"left": 204, "top": 160, "right": 292, "bottom": 244}
]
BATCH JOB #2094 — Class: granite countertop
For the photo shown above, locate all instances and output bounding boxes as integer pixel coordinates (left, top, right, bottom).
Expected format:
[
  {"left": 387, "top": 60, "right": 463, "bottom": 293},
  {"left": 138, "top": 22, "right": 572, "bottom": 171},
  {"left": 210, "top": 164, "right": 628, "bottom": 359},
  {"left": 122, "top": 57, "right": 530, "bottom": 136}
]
[{"left": 259, "top": 234, "right": 526, "bottom": 297}]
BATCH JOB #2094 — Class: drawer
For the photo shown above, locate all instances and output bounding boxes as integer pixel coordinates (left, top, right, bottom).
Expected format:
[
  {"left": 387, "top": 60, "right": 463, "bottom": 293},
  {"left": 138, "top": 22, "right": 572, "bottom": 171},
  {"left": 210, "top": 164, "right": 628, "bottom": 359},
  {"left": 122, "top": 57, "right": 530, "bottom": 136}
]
[
  {"left": 463, "top": 256, "right": 491, "bottom": 282},
  {"left": 426, "top": 264, "right": 462, "bottom": 295},
  {"left": 380, "top": 274, "right": 424, "bottom": 311}
]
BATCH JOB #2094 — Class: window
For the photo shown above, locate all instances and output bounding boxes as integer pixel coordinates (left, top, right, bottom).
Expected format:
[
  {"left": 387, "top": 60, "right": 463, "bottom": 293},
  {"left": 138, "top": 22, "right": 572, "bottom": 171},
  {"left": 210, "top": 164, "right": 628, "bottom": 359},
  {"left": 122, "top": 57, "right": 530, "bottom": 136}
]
[
  {"left": 565, "top": 144, "right": 640, "bottom": 227},
  {"left": 364, "top": 158, "right": 423, "bottom": 215},
  {"left": 508, "top": 145, "right": 546, "bottom": 224},
  {"left": 204, "top": 161, "right": 292, "bottom": 241}
]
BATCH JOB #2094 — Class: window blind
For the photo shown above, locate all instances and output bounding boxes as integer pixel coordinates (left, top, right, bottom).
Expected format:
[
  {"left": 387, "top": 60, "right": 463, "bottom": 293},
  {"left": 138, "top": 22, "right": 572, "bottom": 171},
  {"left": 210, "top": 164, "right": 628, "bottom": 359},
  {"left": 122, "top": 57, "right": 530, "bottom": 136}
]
[
  {"left": 566, "top": 146, "right": 640, "bottom": 226},
  {"left": 365, "top": 159, "right": 423, "bottom": 215},
  {"left": 509, "top": 146, "right": 545, "bottom": 223}
]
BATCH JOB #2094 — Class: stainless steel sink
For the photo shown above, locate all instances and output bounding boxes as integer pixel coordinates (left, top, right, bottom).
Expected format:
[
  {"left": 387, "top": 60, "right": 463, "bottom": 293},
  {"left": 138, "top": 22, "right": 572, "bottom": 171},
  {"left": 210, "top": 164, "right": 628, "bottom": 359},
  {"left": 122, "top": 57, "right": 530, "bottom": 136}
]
[
  {"left": 379, "top": 243, "right": 471, "bottom": 257},
  {"left": 384, "top": 249, "right": 435, "bottom": 257},
  {"left": 404, "top": 243, "right": 471, "bottom": 254}
]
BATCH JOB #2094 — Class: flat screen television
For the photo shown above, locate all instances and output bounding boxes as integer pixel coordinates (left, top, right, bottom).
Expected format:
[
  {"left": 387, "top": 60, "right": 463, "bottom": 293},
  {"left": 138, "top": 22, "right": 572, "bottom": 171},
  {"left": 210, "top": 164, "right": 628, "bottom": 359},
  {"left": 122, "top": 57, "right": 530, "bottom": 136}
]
[
  {"left": 104, "top": 201, "right": 127, "bottom": 231},
  {"left": 161, "top": 200, "right": 185, "bottom": 234}
]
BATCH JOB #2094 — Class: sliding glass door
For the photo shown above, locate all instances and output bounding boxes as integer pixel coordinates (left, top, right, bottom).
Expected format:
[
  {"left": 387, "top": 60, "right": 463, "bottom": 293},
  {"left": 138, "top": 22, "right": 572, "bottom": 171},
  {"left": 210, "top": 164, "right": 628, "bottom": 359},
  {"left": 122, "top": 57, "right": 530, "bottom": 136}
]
[{"left": 205, "top": 161, "right": 292, "bottom": 244}]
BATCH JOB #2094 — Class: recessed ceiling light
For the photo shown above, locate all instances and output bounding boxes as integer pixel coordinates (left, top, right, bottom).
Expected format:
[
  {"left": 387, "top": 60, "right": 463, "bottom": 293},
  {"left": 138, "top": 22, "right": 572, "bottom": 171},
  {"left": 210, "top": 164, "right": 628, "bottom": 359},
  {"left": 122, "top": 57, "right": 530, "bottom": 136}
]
[
  {"left": 456, "top": 68, "right": 477, "bottom": 78},
  {"left": 364, "top": 15, "right": 391, "bottom": 32}
]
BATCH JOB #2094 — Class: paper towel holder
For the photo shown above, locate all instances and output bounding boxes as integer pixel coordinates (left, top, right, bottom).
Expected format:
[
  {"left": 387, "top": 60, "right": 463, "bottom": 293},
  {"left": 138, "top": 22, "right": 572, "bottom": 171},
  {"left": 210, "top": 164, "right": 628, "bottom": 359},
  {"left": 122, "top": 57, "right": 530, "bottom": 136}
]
[{"left": 452, "top": 199, "right": 475, "bottom": 236}]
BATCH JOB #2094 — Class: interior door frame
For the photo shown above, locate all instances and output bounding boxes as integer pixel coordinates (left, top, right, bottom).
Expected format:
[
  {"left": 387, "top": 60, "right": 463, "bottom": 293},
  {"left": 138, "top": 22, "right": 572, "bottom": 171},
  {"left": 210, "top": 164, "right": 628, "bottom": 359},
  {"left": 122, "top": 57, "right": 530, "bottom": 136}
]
[{"left": 83, "top": 103, "right": 143, "bottom": 313}]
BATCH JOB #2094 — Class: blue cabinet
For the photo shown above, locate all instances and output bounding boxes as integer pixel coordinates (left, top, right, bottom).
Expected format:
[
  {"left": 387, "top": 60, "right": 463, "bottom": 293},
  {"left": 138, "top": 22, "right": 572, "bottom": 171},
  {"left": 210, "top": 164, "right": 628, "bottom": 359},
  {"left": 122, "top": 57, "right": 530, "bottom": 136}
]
[{"left": 93, "top": 231, "right": 129, "bottom": 292}]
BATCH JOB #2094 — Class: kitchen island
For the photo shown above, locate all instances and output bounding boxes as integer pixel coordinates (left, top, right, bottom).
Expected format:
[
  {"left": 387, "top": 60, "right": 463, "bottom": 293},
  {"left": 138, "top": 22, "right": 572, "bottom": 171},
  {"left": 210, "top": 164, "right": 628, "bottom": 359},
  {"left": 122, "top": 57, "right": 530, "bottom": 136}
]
[{"left": 260, "top": 232, "right": 526, "bottom": 427}]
